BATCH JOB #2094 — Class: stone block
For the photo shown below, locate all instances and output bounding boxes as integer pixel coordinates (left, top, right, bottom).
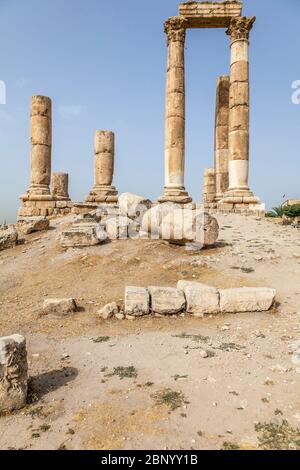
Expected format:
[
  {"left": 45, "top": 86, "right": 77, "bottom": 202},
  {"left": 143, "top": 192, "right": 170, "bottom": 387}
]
[
  {"left": 220, "top": 287, "right": 276, "bottom": 313},
  {"left": 0, "top": 335, "right": 28, "bottom": 413},
  {"left": 148, "top": 286, "right": 186, "bottom": 315},
  {"left": 177, "top": 281, "right": 219, "bottom": 316},
  {"left": 17, "top": 217, "right": 49, "bottom": 235},
  {"left": 118, "top": 193, "right": 152, "bottom": 221},
  {"left": 42, "top": 298, "right": 77, "bottom": 316},
  {"left": 18, "top": 206, "right": 41, "bottom": 217},
  {"left": 60, "top": 224, "right": 107, "bottom": 248},
  {"left": 125, "top": 286, "right": 150, "bottom": 316}
]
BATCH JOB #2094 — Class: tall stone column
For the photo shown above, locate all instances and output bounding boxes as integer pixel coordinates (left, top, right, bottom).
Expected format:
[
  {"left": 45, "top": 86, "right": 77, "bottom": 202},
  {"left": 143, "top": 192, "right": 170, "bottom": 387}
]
[
  {"left": 220, "top": 17, "right": 260, "bottom": 209},
  {"left": 28, "top": 95, "right": 52, "bottom": 196},
  {"left": 214, "top": 76, "right": 230, "bottom": 201},
  {"left": 158, "top": 17, "right": 192, "bottom": 204},
  {"left": 86, "top": 130, "right": 118, "bottom": 203},
  {"left": 52, "top": 173, "right": 70, "bottom": 200}
]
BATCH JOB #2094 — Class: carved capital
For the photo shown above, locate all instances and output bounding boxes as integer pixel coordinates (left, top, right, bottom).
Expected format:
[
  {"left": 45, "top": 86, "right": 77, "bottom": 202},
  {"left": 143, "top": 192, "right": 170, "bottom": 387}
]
[
  {"left": 226, "top": 16, "right": 256, "bottom": 41},
  {"left": 164, "top": 16, "right": 187, "bottom": 45}
]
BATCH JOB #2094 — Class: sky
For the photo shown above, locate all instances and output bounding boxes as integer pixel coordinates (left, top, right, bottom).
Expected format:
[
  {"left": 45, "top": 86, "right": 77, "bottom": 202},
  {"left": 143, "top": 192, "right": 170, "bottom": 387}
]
[{"left": 0, "top": 0, "right": 299, "bottom": 223}]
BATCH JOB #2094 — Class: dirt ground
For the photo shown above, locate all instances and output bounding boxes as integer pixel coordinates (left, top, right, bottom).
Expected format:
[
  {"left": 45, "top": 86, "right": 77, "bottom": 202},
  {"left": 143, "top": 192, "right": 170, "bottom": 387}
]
[{"left": 1, "top": 213, "right": 300, "bottom": 450}]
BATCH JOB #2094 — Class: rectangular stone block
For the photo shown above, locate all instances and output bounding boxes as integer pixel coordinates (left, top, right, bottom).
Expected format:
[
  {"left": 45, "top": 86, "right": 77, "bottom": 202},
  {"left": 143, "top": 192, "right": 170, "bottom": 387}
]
[
  {"left": 55, "top": 201, "right": 67, "bottom": 208},
  {"left": 125, "top": 286, "right": 150, "bottom": 316},
  {"left": 42, "top": 298, "right": 77, "bottom": 316},
  {"left": 149, "top": 286, "right": 186, "bottom": 315},
  {"left": 220, "top": 287, "right": 276, "bottom": 313},
  {"left": 177, "top": 280, "right": 220, "bottom": 316},
  {"left": 179, "top": 2, "right": 242, "bottom": 28},
  {"left": 0, "top": 335, "right": 28, "bottom": 413},
  {"left": 18, "top": 206, "right": 41, "bottom": 217}
]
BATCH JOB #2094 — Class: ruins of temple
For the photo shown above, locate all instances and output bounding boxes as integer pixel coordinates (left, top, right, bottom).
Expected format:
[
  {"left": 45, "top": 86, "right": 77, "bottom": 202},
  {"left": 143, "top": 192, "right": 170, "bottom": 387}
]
[{"left": 18, "top": 1, "right": 265, "bottom": 220}]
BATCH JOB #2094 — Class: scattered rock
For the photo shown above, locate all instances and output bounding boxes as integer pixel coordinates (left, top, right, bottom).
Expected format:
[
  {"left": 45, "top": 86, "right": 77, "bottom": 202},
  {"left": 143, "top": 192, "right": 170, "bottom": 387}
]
[
  {"left": 115, "top": 313, "right": 125, "bottom": 320},
  {"left": 0, "top": 226, "right": 18, "bottom": 251},
  {"left": 42, "top": 298, "right": 77, "bottom": 316},
  {"left": 219, "top": 287, "right": 276, "bottom": 313},
  {"left": 97, "top": 302, "right": 119, "bottom": 320},
  {"left": 125, "top": 286, "right": 150, "bottom": 316},
  {"left": 199, "top": 350, "right": 209, "bottom": 358},
  {"left": 0, "top": 334, "right": 28, "bottom": 413},
  {"left": 17, "top": 217, "right": 49, "bottom": 235},
  {"left": 149, "top": 286, "right": 186, "bottom": 315}
]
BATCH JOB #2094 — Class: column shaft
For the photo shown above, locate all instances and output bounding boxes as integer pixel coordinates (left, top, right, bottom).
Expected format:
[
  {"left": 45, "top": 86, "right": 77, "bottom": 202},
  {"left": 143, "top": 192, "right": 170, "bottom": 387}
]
[
  {"left": 159, "top": 17, "right": 191, "bottom": 204},
  {"left": 214, "top": 76, "right": 230, "bottom": 201},
  {"left": 29, "top": 96, "right": 52, "bottom": 195},
  {"left": 52, "top": 173, "right": 70, "bottom": 200}
]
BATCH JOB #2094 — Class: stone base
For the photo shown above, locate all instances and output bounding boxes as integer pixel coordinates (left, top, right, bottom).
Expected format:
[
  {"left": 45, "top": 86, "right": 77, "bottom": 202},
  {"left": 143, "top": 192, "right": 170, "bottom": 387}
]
[
  {"left": 215, "top": 189, "right": 265, "bottom": 216},
  {"left": 19, "top": 195, "right": 73, "bottom": 218},
  {"left": 85, "top": 185, "right": 118, "bottom": 204},
  {"left": 72, "top": 202, "right": 119, "bottom": 215},
  {"left": 158, "top": 187, "right": 192, "bottom": 204}
]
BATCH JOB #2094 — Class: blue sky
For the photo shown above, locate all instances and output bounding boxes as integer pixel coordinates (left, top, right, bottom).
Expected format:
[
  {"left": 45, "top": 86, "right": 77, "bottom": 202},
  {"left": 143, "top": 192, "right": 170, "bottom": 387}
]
[{"left": 0, "top": 0, "right": 299, "bottom": 222}]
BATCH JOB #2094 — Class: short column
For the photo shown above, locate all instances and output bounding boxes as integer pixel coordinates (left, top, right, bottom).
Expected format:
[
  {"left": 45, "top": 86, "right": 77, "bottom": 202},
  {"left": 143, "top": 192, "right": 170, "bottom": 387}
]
[
  {"left": 214, "top": 76, "right": 230, "bottom": 201},
  {"left": 203, "top": 168, "right": 216, "bottom": 209},
  {"left": 86, "top": 130, "right": 118, "bottom": 204},
  {"left": 158, "top": 17, "right": 192, "bottom": 204},
  {"left": 52, "top": 172, "right": 70, "bottom": 200},
  {"left": 28, "top": 95, "right": 52, "bottom": 196}
]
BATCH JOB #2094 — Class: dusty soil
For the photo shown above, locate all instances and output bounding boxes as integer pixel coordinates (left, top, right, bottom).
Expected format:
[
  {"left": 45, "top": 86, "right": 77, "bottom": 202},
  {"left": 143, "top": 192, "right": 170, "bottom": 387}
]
[{"left": 1, "top": 213, "right": 300, "bottom": 450}]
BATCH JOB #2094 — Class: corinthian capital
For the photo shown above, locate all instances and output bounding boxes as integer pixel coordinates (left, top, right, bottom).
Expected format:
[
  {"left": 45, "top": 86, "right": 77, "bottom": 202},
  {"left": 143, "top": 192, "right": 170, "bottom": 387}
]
[
  {"left": 226, "top": 16, "right": 256, "bottom": 41},
  {"left": 164, "top": 16, "right": 187, "bottom": 44}
]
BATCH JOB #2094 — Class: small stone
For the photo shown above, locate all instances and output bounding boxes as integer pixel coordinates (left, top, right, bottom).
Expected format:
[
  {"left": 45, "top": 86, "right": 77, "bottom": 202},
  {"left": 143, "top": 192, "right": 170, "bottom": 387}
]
[
  {"left": 97, "top": 302, "right": 119, "bottom": 320},
  {"left": 199, "top": 350, "right": 209, "bottom": 358},
  {"left": 125, "top": 286, "right": 150, "bottom": 316},
  {"left": 115, "top": 313, "right": 125, "bottom": 320}
]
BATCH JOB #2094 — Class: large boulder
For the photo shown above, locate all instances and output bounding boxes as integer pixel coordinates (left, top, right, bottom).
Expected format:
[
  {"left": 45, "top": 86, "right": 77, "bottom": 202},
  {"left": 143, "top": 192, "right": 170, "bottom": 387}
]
[
  {"left": 219, "top": 287, "right": 276, "bottom": 313},
  {"left": 0, "top": 225, "right": 18, "bottom": 251},
  {"left": 17, "top": 217, "right": 49, "bottom": 235},
  {"left": 148, "top": 286, "right": 186, "bottom": 315},
  {"left": 118, "top": 193, "right": 152, "bottom": 221},
  {"left": 0, "top": 335, "right": 28, "bottom": 413}
]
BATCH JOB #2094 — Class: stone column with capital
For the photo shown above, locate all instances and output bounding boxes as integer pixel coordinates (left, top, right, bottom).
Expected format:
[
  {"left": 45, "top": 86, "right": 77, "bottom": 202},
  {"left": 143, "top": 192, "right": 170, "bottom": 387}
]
[
  {"left": 219, "top": 17, "right": 262, "bottom": 212},
  {"left": 214, "top": 75, "right": 230, "bottom": 202},
  {"left": 86, "top": 130, "right": 118, "bottom": 204},
  {"left": 158, "top": 16, "right": 192, "bottom": 204}
]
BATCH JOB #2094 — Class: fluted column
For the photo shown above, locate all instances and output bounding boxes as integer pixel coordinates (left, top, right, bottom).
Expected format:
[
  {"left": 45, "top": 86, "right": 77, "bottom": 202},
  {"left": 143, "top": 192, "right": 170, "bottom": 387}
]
[
  {"left": 86, "top": 130, "right": 118, "bottom": 204},
  {"left": 214, "top": 76, "right": 230, "bottom": 201},
  {"left": 28, "top": 95, "right": 52, "bottom": 196},
  {"left": 158, "top": 17, "right": 192, "bottom": 204}
]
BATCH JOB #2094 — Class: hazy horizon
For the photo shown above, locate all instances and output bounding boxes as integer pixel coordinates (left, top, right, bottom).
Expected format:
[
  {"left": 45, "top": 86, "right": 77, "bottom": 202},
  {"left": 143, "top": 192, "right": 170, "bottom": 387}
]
[{"left": 0, "top": 0, "right": 299, "bottom": 223}]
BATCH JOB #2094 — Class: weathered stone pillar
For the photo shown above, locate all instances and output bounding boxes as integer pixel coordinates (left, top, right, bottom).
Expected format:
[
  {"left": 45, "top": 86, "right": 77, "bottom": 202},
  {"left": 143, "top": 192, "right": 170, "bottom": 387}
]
[
  {"left": 0, "top": 335, "right": 28, "bottom": 413},
  {"left": 86, "top": 130, "right": 118, "bottom": 203},
  {"left": 214, "top": 76, "right": 230, "bottom": 201},
  {"left": 52, "top": 172, "right": 70, "bottom": 200},
  {"left": 158, "top": 17, "right": 192, "bottom": 204},
  {"left": 203, "top": 168, "right": 216, "bottom": 207},
  {"left": 28, "top": 95, "right": 52, "bottom": 196},
  {"left": 219, "top": 17, "right": 261, "bottom": 210}
]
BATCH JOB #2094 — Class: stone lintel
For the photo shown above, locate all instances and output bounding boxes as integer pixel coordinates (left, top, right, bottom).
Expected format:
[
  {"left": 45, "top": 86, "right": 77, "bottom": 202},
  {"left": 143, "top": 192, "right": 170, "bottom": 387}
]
[{"left": 179, "top": 1, "right": 242, "bottom": 28}]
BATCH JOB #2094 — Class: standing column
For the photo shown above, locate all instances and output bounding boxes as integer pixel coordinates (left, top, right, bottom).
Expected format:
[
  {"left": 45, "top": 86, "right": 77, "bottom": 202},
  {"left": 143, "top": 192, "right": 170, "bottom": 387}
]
[
  {"left": 28, "top": 95, "right": 52, "bottom": 196},
  {"left": 52, "top": 173, "right": 70, "bottom": 200},
  {"left": 214, "top": 76, "right": 230, "bottom": 201},
  {"left": 220, "top": 16, "right": 260, "bottom": 208},
  {"left": 158, "top": 17, "right": 192, "bottom": 204},
  {"left": 203, "top": 168, "right": 216, "bottom": 208},
  {"left": 86, "top": 130, "right": 118, "bottom": 204}
]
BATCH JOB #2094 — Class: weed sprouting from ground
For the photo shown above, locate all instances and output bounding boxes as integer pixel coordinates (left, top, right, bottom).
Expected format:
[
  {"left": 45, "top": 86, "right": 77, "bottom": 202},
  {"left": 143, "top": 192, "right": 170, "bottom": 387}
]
[
  {"left": 151, "top": 388, "right": 189, "bottom": 412},
  {"left": 93, "top": 336, "right": 110, "bottom": 343},
  {"left": 109, "top": 366, "right": 137, "bottom": 379},
  {"left": 173, "top": 332, "right": 209, "bottom": 343},
  {"left": 255, "top": 420, "right": 300, "bottom": 450},
  {"left": 222, "top": 441, "right": 240, "bottom": 450}
]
